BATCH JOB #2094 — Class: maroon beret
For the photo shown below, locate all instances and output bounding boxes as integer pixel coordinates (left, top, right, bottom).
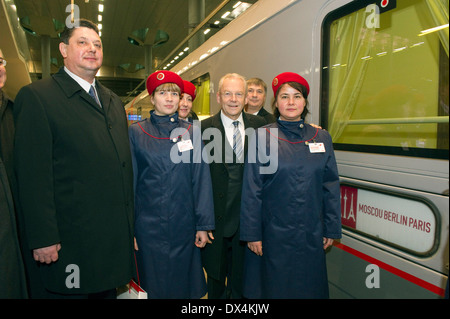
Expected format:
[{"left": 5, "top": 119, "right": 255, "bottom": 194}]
[
  {"left": 182, "top": 80, "right": 197, "bottom": 101},
  {"left": 146, "top": 70, "right": 184, "bottom": 95},
  {"left": 272, "top": 72, "right": 310, "bottom": 97}
]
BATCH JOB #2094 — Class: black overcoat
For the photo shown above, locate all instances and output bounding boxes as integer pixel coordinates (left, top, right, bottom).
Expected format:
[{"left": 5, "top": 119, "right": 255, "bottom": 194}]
[
  {"left": 0, "top": 92, "right": 28, "bottom": 298},
  {"left": 14, "top": 68, "right": 135, "bottom": 294}
]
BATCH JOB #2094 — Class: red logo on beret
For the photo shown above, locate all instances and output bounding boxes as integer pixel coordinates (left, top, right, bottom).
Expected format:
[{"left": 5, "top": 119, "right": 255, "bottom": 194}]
[
  {"left": 273, "top": 78, "right": 279, "bottom": 87},
  {"left": 157, "top": 73, "right": 165, "bottom": 81}
]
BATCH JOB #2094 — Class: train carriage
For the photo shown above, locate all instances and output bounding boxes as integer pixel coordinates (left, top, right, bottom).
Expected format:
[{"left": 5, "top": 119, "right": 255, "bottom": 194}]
[{"left": 126, "top": 0, "right": 448, "bottom": 298}]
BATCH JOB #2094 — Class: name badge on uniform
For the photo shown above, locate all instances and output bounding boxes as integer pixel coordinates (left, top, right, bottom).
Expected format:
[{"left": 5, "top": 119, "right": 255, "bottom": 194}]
[
  {"left": 309, "top": 142, "right": 325, "bottom": 153},
  {"left": 177, "top": 139, "right": 194, "bottom": 152}
]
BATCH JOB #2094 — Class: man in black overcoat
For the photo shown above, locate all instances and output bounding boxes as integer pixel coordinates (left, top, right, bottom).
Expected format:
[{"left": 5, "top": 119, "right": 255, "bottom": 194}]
[
  {"left": 13, "top": 19, "right": 135, "bottom": 298},
  {"left": 201, "top": 73, "right": 265, "bottom": 299},
  {"left": 0, "top": 49, "right": 28, "bottom": 298}
]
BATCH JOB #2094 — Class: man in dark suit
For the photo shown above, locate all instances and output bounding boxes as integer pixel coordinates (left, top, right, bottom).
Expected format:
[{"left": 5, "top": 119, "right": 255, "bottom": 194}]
[
  {"left": 244, "top": 78, "right": 276, "bottom": 124},
  {"left": 14, "top": 19, "right": 135, "bottom": 298},
  {"left": 0, "top": 49, "right": 28, "bottom": 298},
  {"left": 201, "top": 73, "right": 266, "bottom": 299}
]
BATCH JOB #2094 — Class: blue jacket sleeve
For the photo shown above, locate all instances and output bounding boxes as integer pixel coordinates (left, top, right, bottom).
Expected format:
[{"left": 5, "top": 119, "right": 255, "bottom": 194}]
[
  {"left": 191, "top": 124, "right": 215, "bottom": 231},
  {"left": 240, "top": 133, "right": 264, "bottom": 242},
  {"left": 322, "top": 132, "right": 342, "bottom": 239}
]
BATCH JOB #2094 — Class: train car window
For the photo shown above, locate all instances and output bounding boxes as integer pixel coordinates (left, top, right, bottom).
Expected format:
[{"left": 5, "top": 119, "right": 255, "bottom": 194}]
[
  {"left": 340, "top": 184, "right": 440, "bottom": 257},
  {"left": 191, "top": 73, "right": 211, "bottom": 119},
  {"left": 322, "top": 0, "right": 449, "bottom": 159}
]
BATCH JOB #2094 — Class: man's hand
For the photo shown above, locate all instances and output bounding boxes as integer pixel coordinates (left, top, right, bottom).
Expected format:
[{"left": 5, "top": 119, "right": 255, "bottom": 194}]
[
  {"left": 33, "top": 244, "right": 61, "bottom": 264},
  {"left": 195, "top": 231, "right": 210, "bottom": 248},
  {"left": 248, "top": 241, "right": 263, "bottom": 256},
  {"left": 323, "top": 238, "right": 334, "bottom": 250}
]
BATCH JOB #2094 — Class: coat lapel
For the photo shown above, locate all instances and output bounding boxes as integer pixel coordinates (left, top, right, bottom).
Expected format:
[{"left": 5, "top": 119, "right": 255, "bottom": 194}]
[
  {"left": 96, "top": 82, "right": 111, "bottom": 113},
  {"left": 210, "top": 111, "right": 229, "bottom": 167},
  {"left": 52, "top": 68, "right": 105, "bottom": 113}
]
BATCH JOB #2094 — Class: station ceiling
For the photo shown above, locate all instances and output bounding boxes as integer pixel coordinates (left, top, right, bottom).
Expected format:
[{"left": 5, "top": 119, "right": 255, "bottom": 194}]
[{"left": 9, "top": 0, "right": 258, "bottom": 100}]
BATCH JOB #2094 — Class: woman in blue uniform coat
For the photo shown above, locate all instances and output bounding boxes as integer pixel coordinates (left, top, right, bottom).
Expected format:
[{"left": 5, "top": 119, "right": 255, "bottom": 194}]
[
  {"left": 129, "top": 71, "right": 215, "bottom": 299},
  {"left": 178, "top": 80, "right": 199, "bottom": 122},
  {"left": 240, "top": 72, "right": 341, "bottom": 298}
]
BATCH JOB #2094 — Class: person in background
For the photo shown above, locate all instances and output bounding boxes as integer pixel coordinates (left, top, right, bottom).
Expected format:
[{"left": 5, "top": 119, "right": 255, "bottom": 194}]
[
  {"left": 178, "top": 80, "right": 199, "bottom": 122},
  {"left": 129, "top": 70, "right": 214, "bottom": 299},
  {"left": 0, "top": 49, "right": 28, "bottom": 298},
  {"left": 201, "top": 73, "right": 266, "bottom": 299},
  {"left": 244, "top": 78, "right": 276, "bottom": 124},
  {"left": 240, "top": 72, "right": 341, "bottom": 298},
  {"left": 13, "top": 19, "right": 135, "bottom": 299}
]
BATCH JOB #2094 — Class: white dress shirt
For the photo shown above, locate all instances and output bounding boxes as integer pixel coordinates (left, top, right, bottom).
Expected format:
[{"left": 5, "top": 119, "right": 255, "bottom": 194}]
[
  {"left": 220, "top": 111, "right": 245, "bottom": 149},
  {"left": 64, "top": 66, "right": 101, "bottom": 106}
]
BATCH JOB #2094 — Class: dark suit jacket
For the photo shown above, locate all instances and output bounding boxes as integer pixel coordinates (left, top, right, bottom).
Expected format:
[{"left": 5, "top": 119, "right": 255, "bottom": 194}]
[
  {"left": 14, "top": 68, "right": 135, "bottom": 295},
  {"left": 200, "top": 111, "right": 265, "bottom": 280},
  {"left": 257, "top": 107, "right": 276, "bottom": 124}
]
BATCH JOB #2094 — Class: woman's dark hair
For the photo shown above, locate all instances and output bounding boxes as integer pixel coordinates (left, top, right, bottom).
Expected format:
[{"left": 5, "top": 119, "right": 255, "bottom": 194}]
[
  {"left": 60, "top": 19, "right": 100, "bottom": 44},
  {"left": 271, "top": 82, "right": 310, "bottom": 120}
]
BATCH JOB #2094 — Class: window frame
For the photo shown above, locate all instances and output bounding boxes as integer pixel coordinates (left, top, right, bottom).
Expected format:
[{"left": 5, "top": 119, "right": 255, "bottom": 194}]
[{"left": 320, "top": 0, "right": 449, "bottom": 160}]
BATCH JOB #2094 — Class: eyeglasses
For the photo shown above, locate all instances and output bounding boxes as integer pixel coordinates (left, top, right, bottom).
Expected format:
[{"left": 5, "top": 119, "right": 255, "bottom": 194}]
[
  {"left": 0, "top": 58, "right": 6, "bottom": 66},
  {"left": 221, "top": 91, "right": 244, "bottom": 99}
]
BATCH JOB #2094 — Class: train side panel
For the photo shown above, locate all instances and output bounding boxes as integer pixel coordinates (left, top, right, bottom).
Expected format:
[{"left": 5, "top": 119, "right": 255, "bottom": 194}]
[{"left": 170, "top": 0, "right": 449, "bottom": 298}]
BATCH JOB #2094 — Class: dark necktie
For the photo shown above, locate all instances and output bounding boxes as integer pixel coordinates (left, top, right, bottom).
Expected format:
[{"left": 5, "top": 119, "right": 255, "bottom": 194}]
[
  {"left": 89, "top": 85, "right": 101, "bottom": 107},
  {"left": 232, "top": 121, "right": 243, "bottom": 161}
]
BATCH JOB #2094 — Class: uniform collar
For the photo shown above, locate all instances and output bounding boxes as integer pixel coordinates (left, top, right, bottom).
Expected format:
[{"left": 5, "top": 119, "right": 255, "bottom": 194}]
[
  {"left": 149, "top": 110, "right": 179, "bottom": 124},
  {"left": 277, "top": 118, "right": 306, "bottom": 139}
]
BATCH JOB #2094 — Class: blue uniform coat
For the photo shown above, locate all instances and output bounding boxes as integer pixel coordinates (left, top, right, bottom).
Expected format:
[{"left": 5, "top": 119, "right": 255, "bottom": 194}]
[
  {"left": 240, "top": 119, "right": 341, "bottom": 298},
  {"left": 129, "top": 112, "right": 214, "bottom": 299}
]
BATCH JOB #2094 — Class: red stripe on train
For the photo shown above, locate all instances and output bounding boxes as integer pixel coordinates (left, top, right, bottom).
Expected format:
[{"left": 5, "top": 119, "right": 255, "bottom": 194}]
[{"left": 333, "top": 242, "right": 446, "bottom": 297}]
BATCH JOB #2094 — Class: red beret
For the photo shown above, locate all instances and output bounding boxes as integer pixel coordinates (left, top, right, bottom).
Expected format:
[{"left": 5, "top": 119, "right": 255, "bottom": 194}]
[
  {"left": 146, "top": 70, "right": 184, "bottom": 95},
  {"left": 272, "top": 72, "right": 310, "bottom": 97},
  {"left": 182, "top": 80, "right": 197, "bottom": 101}
]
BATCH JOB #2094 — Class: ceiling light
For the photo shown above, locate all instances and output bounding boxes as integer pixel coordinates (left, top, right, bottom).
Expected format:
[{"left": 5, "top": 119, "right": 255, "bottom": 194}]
[
  {"left": 230, "top": 2, "right": 251, "bottom": 18},
  {"left": 98, "top": 15, "right": 102, "bottom": 22},
  {"left": 204, "top": 29, "right": 211, "bottom": 35},
  {"left": 98, "top": 4, "right": 104, "bottom": 12},
  {"left": 410, "top": 42, "right": 425, "bottom": 48},
  {"left": 393, "top": 47, "right": 407, "bottom": 53},
  {"left": 221, "top": 11, "right": 230, "bottom": 19},
  {"left": 418, "top": 24, "right": 449, "bottom": 36}
]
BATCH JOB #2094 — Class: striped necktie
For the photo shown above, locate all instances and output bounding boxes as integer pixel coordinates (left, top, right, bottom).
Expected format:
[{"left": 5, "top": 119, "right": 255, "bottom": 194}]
[
  {"left": 89, "top": 85, "right": 101, "bottom": 107},
  {"left": 232, "top": 121, "right": 243, "bottom": 162}
]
